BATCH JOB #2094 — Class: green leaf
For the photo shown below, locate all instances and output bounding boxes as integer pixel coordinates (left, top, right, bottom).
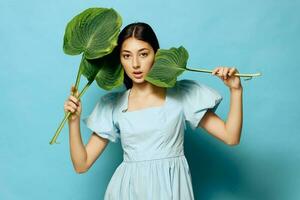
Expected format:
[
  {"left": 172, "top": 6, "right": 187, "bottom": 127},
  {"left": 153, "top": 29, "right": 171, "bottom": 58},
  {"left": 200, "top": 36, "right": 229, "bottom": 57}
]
[
  {"left": 50, "top": 7, "right": 123, "bottom": 145},
  {"left": 95, "top": 49, "right": 124, "bottom": 90},
  {"left": 79, "top": 55, "right": 99, "bottom": 82},
  {"left": 81, "top": 49, "right": 124, "bottom": 90},
  {"left": 145, "top": 46, "right": 189, "bottom": 87},
  {"left": 63, "top": 7, "right": 122, "bottom": 59}
]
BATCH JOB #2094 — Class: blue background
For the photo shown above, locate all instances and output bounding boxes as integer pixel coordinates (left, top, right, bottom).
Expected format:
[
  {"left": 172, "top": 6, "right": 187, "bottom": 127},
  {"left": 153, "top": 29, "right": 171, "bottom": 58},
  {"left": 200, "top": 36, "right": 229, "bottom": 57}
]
[{"left": 1, "top": 0, "right": 299, "bottom": 199}]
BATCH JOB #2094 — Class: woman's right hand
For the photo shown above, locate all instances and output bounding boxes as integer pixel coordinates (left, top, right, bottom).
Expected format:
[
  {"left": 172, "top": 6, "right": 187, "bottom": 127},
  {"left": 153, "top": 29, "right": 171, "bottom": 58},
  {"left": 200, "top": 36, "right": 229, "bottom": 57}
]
[{"left": 64, "top": 85, "right": 82, "bottom": 122}]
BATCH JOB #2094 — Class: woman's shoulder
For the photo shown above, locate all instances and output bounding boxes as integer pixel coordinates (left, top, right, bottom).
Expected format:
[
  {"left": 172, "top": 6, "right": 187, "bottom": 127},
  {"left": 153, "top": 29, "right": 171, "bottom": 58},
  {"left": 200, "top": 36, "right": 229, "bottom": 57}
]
[
  {"left": 171, "top": 78, "right": 222, "bottom": 102},
  {"left": 167, "top": 79, "right": 197, "bottom": 103},
  {"left": 100, "top": 90, "right": 126, "bottom": 103},
  {"left": 101, "top": 91, "right": 121, "bottom": 102},
  {"left": 172, "top": 79, "right": 205, "bottom": 94},
  {"left": 174, "top": 78, "right": 209, "bottom": 88},
  {"left": 99, "top": 89, "right": 127, "bottom": 108}
]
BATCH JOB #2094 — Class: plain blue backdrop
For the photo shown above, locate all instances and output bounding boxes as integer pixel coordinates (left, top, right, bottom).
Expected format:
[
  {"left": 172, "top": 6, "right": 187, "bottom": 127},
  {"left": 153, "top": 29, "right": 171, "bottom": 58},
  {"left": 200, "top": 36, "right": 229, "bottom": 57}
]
[{"left": 1, "top": 0, "right": 299, "bottom": 199}]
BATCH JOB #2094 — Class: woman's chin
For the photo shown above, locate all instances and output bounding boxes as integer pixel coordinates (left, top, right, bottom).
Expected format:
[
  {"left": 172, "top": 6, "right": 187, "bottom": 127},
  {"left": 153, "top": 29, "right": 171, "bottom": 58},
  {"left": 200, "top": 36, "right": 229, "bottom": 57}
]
[
  {"left": 132, "top": 78, "right": 145, "bottom": 83},
  {"left": 131, "top": 75, "right": 145, "bottom": 82}
]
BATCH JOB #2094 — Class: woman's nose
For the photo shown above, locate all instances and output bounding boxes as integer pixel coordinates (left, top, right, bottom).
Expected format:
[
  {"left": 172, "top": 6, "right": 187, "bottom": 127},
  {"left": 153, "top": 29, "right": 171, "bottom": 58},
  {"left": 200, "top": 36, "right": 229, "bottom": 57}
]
[{"left": 132, "top": 56, "right": 140, "bottom": 68}]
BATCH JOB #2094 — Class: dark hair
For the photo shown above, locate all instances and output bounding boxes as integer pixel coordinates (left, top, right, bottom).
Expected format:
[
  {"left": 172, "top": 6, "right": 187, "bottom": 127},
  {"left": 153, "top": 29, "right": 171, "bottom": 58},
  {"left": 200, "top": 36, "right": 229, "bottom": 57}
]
[{"left": 116, "top": 22, "right": 160, "bottom": 89}]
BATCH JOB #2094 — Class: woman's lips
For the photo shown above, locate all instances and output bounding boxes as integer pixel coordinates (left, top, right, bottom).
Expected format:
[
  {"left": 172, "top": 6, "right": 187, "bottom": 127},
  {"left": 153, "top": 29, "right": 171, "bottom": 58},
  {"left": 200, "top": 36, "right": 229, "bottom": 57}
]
[{"left": 133, "top": 72, "right": 143, "bottom": 78}]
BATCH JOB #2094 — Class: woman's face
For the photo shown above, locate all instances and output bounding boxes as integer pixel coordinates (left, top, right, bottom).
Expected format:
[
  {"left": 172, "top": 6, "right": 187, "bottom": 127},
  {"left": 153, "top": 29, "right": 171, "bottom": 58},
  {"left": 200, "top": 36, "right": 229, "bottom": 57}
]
[{"left": 120, "top": 37, "right": 155, "bottom": 83}]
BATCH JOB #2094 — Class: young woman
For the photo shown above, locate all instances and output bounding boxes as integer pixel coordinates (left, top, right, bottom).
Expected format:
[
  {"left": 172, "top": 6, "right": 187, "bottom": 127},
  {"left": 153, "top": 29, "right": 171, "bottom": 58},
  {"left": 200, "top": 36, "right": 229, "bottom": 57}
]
[{"left": 64, "top": 22, "right": 243, "bottom": 199}]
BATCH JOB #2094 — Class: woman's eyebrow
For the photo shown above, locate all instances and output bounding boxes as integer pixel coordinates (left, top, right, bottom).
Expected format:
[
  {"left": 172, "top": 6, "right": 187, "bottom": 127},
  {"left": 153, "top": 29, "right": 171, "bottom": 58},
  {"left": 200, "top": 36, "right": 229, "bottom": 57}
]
[
  {"left": 138, "top": 48, "right": 149, "bottom": 52},
  {"left": 121, "top": 48, "right": 149, "bottom": 53}
]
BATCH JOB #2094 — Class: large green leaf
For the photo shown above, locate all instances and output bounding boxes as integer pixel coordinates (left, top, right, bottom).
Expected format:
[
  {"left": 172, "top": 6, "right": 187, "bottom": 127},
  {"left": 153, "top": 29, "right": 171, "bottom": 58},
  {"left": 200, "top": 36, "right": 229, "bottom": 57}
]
[
  {"left": 145, "top": 46, "right": 189, "bottom": 87},
  {"left": 80, "top": 48, "right": 124, "bottom": 90},
  {"left": 79, "top": 55, "right": 99, "bottom": 82},
  {"left": 95, "top": 48, "right": 124, "bottom": 90},
  {"left": 50, "top": 7, "right": 123, "bottom": 145},
  {"left": 63, "top": 7, "right": 122, "bottom": 59}
]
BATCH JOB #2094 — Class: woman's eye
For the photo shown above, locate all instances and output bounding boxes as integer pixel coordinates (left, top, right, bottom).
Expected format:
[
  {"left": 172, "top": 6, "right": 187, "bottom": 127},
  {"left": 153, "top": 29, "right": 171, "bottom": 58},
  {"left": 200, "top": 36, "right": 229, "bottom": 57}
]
[
  {"left": 140, "top": 52, "right": 148, "bottom": 57},
  {"left": 123, "top": 54, "right": 130, "bottom": 59}
]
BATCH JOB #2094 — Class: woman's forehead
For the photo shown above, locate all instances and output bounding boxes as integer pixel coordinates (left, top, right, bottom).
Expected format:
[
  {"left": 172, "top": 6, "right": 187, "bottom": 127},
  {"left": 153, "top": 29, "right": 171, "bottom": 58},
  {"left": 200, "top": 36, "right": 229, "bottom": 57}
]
[{"left": 121, "top": 37, "right": 152, "bottom": 52}]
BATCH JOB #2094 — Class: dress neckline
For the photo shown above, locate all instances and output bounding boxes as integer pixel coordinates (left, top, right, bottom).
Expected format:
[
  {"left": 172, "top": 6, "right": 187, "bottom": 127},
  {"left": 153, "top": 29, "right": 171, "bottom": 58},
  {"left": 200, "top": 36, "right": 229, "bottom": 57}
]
[{"left": 122, "top": 87, "right": 169, "bottom": 113}]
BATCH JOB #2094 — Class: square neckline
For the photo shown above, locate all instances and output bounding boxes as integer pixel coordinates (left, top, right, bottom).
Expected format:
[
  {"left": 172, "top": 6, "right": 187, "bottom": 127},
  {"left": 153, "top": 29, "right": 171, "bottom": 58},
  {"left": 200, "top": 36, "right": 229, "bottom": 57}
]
[{"left": 123, "top": 87, "right": 169, "bottom": 114}]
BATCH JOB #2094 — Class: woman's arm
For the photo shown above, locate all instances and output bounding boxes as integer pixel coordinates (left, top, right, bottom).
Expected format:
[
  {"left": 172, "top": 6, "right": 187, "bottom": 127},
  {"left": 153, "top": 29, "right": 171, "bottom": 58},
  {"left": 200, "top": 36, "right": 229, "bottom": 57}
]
[
  {"left": 65, "top": 85, "right": 109, "bottom": 173},
  {"left": 199, "top": 87, "right": 243, "bottom": 146},
  {"left": 199, "top": 67, "right": 243, "bottom": 146},
  {"left": 69, "top": 119, "right": 109, "bottom": 173}
]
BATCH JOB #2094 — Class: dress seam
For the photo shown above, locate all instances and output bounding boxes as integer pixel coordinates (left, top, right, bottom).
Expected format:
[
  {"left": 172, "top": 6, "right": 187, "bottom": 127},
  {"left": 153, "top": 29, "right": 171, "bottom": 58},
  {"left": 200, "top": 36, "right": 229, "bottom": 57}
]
[{"left": 123, "top": 154, "right": 185, "bottom": 163}]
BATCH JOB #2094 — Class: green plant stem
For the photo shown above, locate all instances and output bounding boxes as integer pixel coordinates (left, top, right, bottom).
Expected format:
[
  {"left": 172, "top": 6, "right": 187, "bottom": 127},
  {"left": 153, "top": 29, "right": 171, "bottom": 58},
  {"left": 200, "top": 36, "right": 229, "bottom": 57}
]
[
  {"left": 186, "top": 67, "right": 262, "bottom": 80},
  {"left": 74, "top": 56, "right": 85, "bottom": 93},
  {"left": 49, "top": 80, "right": 93, "bottom": 145}
]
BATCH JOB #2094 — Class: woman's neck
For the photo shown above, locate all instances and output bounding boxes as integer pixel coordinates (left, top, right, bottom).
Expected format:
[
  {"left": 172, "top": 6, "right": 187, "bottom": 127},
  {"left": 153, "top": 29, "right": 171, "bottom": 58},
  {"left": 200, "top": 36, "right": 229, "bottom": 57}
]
[{"left": 130, "top": 82, "right": 165, "bottom": 98}]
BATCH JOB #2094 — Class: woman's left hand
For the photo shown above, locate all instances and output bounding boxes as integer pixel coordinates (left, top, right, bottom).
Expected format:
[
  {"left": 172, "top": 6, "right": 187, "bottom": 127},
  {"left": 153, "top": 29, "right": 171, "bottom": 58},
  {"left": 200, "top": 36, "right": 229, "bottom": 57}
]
[{"left": 212, "top": 66, "right": 242, "bottom": 90}]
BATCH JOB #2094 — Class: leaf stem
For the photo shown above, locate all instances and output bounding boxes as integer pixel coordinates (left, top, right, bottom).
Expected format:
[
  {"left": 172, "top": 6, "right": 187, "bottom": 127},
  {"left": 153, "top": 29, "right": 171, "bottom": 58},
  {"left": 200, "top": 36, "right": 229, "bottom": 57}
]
[
  {"left": 74, "top": 56, "right": 85, "bottom": 92},
  {"left": 186, "top": 67, "right": 262, "bottom": 81},
  {"left": 49, "top": 80, "right": 93, "bottom": 145}
]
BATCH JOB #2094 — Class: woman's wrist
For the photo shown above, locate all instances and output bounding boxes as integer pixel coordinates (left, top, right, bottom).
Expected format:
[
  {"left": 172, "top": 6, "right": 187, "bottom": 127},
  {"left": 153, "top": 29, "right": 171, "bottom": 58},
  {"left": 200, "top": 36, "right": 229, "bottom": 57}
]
[
  {"left": 230, "top": 86, "right": 243, "bottom": 93},
  {"left": 68, "top": 117, "right": 81, "bottom": 124}
]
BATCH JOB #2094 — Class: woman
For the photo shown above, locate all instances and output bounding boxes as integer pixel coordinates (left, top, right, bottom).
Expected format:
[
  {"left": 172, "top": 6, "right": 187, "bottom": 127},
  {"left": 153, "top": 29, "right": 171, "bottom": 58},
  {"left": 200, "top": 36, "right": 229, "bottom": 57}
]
[{"left": 64, "top": 22, "right": 243, "bottom": 199}]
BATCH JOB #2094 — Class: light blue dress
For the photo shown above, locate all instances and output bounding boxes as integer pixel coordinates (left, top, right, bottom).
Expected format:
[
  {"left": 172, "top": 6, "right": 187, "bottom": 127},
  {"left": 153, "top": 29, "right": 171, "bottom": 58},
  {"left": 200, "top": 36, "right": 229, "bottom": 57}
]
[{"left": 82, "top": 79, "right": 223, "bottom": 200}]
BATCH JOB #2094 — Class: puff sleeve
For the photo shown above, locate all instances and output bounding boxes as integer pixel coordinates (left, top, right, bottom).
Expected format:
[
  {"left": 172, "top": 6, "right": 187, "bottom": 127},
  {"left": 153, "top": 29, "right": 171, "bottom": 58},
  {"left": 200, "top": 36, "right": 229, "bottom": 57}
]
[
  {"left": 82, "top": 92, "right": 120, "bottom": 143},
  {"left": 178, "top": 79, "right": 223, "bottom": 130}
]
